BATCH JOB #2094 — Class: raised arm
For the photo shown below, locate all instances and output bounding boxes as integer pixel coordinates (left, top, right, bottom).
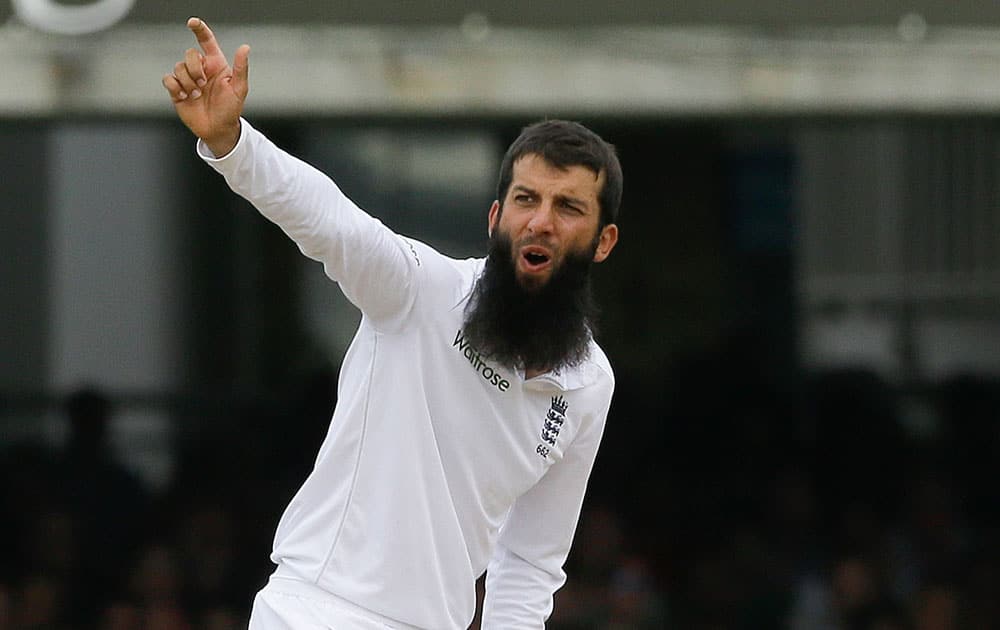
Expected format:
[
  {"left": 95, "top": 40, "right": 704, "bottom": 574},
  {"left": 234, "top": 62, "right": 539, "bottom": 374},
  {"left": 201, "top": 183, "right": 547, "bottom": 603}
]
[
  {"left": 161, "top": 18, "right": 420, "bottom": 328},
  {"left": 162, "top": 17, "right": 249, "bottom": 157}
]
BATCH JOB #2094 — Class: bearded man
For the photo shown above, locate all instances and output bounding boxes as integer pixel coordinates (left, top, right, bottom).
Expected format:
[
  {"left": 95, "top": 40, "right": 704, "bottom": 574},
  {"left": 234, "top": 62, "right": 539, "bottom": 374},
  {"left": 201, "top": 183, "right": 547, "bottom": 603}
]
[{"left": 163, "top": 17, "right": 621, "bottom": 630}]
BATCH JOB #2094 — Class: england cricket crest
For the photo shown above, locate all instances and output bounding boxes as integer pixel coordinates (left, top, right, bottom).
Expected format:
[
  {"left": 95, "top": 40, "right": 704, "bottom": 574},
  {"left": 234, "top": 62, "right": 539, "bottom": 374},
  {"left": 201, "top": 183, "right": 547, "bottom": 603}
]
[{"left": 535, "top": 395, "right": 568, "bottom": 459}]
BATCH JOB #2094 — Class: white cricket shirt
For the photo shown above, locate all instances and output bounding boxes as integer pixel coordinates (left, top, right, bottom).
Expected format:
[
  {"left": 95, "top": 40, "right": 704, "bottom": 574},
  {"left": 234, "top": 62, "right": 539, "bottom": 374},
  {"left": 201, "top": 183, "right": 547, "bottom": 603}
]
[{"left": 199, "top": 120, "right": 614, "bottom": 629}]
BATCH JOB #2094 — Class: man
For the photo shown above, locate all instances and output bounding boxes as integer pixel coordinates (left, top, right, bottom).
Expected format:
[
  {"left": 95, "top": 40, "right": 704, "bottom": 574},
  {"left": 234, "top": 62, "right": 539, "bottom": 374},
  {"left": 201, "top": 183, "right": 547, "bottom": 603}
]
[{"left": 163, "top": 17, "right": 621, "bottom": 630}]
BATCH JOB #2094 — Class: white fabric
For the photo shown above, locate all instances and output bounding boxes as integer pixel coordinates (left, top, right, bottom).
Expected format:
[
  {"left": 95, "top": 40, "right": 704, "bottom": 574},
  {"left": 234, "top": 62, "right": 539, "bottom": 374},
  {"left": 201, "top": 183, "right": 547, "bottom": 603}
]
[
  {"left": 200, "top": 119, "right": 614, "bottom": 630},
  {"left": 249, "top": 576, "right": 420, "bottom": 630}
]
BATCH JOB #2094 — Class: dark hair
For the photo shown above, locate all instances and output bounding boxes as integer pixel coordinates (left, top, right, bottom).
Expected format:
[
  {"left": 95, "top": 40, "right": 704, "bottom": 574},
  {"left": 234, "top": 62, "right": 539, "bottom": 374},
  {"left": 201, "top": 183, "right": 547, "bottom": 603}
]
[{"left": 496, "top": 120, "right": 622, "bottom": 228}]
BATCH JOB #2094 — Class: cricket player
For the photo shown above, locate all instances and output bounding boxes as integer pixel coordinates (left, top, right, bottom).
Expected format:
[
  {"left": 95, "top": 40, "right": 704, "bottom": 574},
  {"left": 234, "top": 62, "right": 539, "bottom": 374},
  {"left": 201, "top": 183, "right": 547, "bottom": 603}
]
[{"left": 163, "top": 17, "right": 621, "bottom": 629}]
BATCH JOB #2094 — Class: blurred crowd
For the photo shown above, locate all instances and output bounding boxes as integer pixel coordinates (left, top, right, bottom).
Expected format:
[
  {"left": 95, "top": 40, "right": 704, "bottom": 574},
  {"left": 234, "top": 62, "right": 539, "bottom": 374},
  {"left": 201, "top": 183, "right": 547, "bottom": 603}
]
[
  {"left": 0, "top": 387, "right": 277, "bottom": 630},
  {"left": 1, "top": 365, "right": 998, "bottom": 629}
]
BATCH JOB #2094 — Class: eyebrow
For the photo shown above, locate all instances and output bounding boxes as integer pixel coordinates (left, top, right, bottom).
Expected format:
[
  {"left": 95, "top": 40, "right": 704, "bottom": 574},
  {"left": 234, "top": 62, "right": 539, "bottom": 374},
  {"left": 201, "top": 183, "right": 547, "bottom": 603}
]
[{"left": 512, "top": 185, "right": 589, "bottom": 210}]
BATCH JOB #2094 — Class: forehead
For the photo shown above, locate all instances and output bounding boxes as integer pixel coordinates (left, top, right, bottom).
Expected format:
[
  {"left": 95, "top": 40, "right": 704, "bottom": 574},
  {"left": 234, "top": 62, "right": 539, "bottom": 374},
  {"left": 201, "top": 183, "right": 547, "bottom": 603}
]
[{"left": 509, "top": 153, "right": 604, "bottom": 203}]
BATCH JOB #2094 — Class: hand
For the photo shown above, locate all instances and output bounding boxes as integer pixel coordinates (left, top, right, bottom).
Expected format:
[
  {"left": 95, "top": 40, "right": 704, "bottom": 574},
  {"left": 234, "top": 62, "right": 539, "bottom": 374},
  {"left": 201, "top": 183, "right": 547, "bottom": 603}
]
[{"left": 162, "top": 17, "right": 249, "bottom": 156}]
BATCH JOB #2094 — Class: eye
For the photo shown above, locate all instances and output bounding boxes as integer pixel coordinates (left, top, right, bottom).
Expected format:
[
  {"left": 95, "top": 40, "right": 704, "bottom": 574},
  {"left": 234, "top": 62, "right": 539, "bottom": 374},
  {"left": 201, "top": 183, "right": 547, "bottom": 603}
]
[{"left": 560, "top": 200, "right": 583, "bottom": 214}]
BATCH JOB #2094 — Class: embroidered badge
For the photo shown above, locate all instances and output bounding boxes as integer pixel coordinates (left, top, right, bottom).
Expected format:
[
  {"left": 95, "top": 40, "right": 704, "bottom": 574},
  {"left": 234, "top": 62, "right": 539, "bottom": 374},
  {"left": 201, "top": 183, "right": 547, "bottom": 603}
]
[{"left": 536, "top": 396, "right": 568, "bottom": 458}]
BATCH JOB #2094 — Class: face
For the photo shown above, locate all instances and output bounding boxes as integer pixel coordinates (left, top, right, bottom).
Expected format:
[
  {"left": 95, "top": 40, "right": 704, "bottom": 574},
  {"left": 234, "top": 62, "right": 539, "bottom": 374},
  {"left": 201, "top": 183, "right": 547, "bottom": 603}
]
[{"left": 488, "top": 153, "right": 618, "bottom": 290}]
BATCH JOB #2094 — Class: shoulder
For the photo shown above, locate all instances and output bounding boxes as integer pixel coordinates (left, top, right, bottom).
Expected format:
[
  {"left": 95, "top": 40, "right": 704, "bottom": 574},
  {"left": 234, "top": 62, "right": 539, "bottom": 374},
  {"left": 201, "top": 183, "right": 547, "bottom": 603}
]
[
  {"left": 584, "top": 342, "right": 615, "bottom": 413},
  {"left": 401, "top": 236, "right": 485, "bottom": 309},
  {"left": 586, "top": 340, "right": 615, "bottom": 387},
  {"left": 560, "top": 340, "right": 614, "bottom": 407},
  {"left": 564, "top": 342, "right": 615, "bottom": 440}
]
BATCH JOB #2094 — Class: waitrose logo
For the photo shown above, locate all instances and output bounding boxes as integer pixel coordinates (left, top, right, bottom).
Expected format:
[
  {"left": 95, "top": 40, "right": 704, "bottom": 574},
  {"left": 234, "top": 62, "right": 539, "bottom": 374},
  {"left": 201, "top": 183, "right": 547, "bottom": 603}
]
[{"left": 453, "top": 329, "right": 511, "bottom": 392}]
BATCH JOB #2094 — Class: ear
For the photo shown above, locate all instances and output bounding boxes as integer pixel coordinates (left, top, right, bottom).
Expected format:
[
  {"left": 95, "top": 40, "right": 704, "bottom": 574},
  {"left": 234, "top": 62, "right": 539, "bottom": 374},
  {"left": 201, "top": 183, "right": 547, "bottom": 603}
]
[
  {"left": 592, "top": 223, "right": 619, "bottom": 263},
  {"left": 487, "top": 200, "right": 500, "bottom": 237}
]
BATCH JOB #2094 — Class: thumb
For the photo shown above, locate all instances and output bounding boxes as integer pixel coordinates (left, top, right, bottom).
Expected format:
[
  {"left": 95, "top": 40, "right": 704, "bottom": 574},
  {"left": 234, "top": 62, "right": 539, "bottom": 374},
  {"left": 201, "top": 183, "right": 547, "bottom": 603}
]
[{"left": 231, "top": 44, "right": 250, "bottom": 99}]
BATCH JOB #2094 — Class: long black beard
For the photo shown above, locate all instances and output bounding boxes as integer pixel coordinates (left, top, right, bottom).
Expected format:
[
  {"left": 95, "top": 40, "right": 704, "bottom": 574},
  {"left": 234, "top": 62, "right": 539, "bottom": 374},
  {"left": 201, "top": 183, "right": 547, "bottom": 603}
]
[{"left": 461, "top": 230, "right": 600, "bottom": 373}]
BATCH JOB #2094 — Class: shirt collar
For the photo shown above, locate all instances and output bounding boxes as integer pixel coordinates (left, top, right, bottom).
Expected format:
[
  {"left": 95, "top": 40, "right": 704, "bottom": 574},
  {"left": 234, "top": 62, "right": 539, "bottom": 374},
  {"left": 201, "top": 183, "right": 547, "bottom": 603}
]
[{"left": 521, "top": 354, "right": 601, "bottom": 392}]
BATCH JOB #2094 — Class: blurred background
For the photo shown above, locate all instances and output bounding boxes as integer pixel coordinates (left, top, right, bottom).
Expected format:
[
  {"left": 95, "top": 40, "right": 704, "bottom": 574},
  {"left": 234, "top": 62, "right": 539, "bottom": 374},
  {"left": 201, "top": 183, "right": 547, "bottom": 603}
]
[{"left": 2, "top": 1, "right": 999, "bottom": 629}]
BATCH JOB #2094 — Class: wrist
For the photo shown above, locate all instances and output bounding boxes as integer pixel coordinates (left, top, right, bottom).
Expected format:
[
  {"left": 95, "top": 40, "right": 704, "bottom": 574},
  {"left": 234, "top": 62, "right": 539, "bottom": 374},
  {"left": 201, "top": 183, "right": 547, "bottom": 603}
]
[{"left": 203, "top": 121, "right": 241, "bottom": 157}]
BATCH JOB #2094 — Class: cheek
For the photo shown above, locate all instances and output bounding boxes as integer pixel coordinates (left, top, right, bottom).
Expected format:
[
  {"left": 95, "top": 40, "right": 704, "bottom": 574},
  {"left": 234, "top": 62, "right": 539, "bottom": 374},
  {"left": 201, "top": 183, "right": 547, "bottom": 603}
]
[
  {"left": 494, "top": 212, "right": 518, "bottom": 237},
  {"left": 570, "top": 223, "right": 602, "bottom": 251}
]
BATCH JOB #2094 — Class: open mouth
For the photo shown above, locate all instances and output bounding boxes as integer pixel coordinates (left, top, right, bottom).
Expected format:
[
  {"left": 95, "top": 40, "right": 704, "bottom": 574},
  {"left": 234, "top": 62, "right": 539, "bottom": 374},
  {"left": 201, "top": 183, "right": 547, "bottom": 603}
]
[{"left": 520, "top": 246, "right": 553, "bottom": 272}]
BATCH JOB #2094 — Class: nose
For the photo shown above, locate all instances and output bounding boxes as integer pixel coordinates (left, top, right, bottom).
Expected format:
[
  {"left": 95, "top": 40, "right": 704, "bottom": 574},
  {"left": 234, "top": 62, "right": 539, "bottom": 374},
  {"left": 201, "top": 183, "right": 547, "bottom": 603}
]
[{"left": 526, "top": 202, "right": 555, "bottom": 235}]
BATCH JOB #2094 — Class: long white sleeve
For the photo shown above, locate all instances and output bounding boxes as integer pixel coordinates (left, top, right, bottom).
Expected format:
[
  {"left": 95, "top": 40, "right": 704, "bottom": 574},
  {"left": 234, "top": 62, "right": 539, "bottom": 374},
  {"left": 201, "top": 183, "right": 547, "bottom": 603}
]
[
  {"left": 481, "top": 389, "right": 611, "bottom": 628},
  {"left": 198, "top": 119, "right": 419, "bottom": 328}
]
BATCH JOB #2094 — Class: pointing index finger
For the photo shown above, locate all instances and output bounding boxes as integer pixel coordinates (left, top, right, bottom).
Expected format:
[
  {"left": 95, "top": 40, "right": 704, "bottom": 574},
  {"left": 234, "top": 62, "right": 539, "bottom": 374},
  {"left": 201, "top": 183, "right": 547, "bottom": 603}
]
[{"left": 187, "top": 17, "right": 223, "bottom": 58}]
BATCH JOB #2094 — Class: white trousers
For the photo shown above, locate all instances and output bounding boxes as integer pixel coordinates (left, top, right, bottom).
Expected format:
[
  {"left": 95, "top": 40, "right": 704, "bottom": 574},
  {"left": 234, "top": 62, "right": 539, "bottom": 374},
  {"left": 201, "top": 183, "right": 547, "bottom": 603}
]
[{"left": 248, "top": 576, "right": 419, "bottom": 630}]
